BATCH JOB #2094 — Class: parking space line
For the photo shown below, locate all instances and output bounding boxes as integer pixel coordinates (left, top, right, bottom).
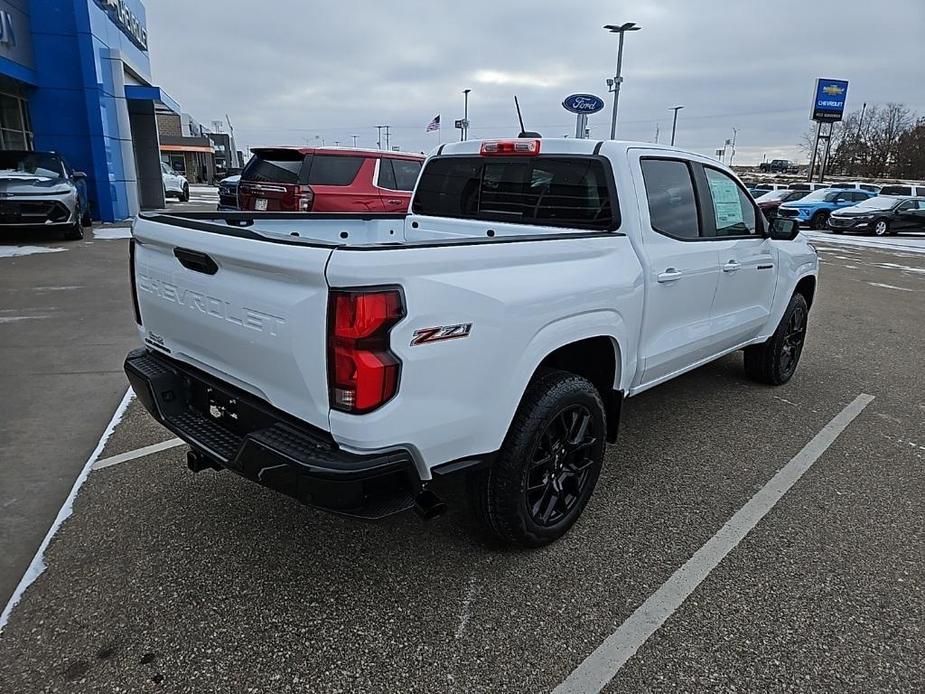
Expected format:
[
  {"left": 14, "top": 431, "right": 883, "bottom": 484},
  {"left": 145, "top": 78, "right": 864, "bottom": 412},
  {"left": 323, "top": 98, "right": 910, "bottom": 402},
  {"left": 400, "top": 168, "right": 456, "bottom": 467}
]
[
  {"left": 552, "top": 393, "right": 875, "bottom": 694},
  {"left": 0, "top": 388, "right": 135, "bottom": 632},
  {"left": 90, "top": 438, "right": 185, "bottom": 471}
]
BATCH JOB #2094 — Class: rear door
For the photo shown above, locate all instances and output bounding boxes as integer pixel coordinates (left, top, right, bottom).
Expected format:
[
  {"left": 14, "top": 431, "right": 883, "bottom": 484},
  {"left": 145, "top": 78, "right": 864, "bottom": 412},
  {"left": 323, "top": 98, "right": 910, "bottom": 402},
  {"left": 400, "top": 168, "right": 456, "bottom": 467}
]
[
  {"left": 306, "top": 154, "right": 372, "bottom": 211},
  {"left": 238, "top": 149, "right": 307, "bottom": 211},
  {"left": 701, "top": 166, "right": 776, "bottom": 348},
  {"left": 632, "top": 154, "right": 721, "bottom": 387},
  {"left": 376, "top": 157, "right": 423, "bottom": 212}
]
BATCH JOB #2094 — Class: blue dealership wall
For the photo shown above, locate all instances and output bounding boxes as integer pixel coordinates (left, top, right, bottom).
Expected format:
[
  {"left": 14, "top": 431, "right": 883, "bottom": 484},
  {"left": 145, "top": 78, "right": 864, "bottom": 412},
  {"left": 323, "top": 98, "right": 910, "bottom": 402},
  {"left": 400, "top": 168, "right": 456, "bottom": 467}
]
[{"left": 28, "top": 0, "right": 152, "bottom": 221}]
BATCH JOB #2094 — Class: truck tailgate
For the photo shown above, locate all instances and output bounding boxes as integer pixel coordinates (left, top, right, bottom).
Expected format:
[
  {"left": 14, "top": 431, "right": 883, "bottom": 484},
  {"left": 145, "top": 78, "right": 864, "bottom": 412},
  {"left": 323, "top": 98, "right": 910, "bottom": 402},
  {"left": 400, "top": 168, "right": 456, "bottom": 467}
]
[{"left": 132, "top": 217, "right": 333, "bottom": 431}]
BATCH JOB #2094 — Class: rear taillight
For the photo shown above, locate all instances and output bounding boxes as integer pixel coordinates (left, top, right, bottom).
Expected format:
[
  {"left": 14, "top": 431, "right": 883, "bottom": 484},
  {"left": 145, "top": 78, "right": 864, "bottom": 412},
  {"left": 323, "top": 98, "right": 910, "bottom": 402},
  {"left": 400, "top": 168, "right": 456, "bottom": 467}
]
[
  {"left": 328, "top": 288, "right": 404, "bottom": 413},
  {"left": 129, "top": 238, "right": 142, "bottom": 325},
  {"left": 295, "top": 185, "right": 314, "bottom": 212},
  {"left": 480, "top": 139, "right": 541, "bottom": 156}
]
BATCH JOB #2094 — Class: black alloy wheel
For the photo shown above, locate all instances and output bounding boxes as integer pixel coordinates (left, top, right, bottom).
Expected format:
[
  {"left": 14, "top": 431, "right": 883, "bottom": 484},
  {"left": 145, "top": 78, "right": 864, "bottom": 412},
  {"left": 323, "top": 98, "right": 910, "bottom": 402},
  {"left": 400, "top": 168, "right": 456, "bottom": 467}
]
[
  {"left": 779, "top": 301, "right": 807, "bottom": 379},
  {"left": 526, "top": 405, "right": 598, "bottom": 527},
  {"left": 810, "top": 211, "right": 829, "bottom": 230}
]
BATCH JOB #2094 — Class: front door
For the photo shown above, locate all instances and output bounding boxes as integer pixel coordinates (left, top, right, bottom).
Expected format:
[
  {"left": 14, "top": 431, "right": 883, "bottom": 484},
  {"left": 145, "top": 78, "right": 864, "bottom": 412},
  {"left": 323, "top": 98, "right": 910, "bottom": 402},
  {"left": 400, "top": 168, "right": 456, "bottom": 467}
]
[
  {"left": 633, "top": 154, "right": 721, "bottom": 388},
  {"left": 702, "top": 166, "right": 777, "bottom": 349}
]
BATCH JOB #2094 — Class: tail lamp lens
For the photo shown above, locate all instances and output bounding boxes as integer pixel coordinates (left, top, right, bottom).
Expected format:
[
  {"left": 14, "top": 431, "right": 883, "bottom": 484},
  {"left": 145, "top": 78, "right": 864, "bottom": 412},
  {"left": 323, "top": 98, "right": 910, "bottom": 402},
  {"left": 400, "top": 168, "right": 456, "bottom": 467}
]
[
  {"left": 295, "top": 185, "right": 314, "bottom": 212},
  {"left": 328, "top": 289, "right": 404, "bottom": 413},
  {"left": 129, "top": 238, "right": 142, "bottom": 325}
]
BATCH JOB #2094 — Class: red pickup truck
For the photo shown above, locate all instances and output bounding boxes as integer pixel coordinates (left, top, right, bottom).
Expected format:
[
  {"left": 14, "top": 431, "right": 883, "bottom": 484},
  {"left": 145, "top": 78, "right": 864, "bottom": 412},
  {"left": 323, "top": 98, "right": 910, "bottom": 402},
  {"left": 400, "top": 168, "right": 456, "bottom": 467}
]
[{"left": 237, "top": 147, "right": 424, "bottom": 213}]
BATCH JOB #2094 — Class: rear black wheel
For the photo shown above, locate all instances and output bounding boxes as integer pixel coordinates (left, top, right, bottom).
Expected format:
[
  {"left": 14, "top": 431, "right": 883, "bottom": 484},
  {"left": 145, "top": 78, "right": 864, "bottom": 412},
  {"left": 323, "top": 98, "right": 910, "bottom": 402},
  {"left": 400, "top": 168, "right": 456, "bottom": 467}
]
[
  {"left": 468, "top": 370, "right": 605, "bottom": 547},
  {"left": 744, "top": 293, "right": 808, "bottom": 385}
]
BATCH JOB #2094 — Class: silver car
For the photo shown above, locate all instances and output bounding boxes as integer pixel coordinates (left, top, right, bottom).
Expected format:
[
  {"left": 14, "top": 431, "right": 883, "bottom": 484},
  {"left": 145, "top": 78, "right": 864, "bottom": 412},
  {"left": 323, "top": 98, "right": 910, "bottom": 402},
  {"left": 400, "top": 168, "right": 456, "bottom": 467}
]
[{"left": 0, "top": 150, "right": 90, "bottom": 240}]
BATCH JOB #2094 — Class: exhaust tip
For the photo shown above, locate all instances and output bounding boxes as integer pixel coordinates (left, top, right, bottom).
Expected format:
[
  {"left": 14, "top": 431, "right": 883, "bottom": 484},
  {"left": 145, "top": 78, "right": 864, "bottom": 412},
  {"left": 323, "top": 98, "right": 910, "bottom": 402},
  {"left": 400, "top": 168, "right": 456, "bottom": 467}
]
[{"left": 413, "top": 489, "right": 447, "bottom": 520}]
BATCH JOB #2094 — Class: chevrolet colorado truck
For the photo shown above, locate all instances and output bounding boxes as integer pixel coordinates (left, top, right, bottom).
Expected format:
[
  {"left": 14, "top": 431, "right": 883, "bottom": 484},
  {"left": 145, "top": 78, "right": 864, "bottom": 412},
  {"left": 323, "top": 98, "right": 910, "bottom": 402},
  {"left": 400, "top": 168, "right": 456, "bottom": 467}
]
[{"left": 124, "top": 138, "right": 818, "bottom": 547}]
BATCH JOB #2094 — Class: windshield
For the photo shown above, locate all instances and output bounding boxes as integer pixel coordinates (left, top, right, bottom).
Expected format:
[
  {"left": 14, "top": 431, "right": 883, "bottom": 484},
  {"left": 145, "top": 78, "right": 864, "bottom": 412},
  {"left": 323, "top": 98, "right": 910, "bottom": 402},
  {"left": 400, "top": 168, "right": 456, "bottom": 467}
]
[
  {"left": 0, "top": 152, "right": 64, "bottom": 179},
  {"left": 852, "top": 196, "right": 899, "bottom": 210}
]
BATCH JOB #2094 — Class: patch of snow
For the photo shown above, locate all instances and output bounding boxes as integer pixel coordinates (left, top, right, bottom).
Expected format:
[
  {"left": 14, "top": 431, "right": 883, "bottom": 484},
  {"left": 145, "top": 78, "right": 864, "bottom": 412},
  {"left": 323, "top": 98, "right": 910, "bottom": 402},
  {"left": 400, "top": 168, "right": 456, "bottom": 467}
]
[
  {"left": 0, "top": 315, "right": 48, "bottom": 323},
  {"left": 93, "top": 227, "right": 132, "bottom": 240},
  {"left": 866, "top": 282, "right": 916, "bottom": 292},
  {"left": 0, "top": 246, "right": 67, "bottom": 259},
  {"left": 802, "top": 230, "right": 925, "bottom": 255}
]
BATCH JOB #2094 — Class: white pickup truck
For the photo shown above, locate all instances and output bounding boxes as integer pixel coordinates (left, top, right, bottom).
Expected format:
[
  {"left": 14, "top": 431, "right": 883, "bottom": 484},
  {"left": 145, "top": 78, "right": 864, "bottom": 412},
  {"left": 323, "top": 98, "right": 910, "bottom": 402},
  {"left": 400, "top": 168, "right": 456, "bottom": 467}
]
[{"left": 125, "top": 138, "right": 818, "bottom": 547}]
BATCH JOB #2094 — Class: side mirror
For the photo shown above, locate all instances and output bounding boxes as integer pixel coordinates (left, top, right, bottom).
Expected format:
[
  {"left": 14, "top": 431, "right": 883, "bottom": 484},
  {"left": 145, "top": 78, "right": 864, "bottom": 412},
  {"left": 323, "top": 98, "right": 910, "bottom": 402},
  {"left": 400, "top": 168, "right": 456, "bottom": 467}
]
[
  {"left": 768, "top": 217, "right": 800, "bottom": 241},
  {"left": 73, "top": 171, "right": 87, "bottom": 179}
]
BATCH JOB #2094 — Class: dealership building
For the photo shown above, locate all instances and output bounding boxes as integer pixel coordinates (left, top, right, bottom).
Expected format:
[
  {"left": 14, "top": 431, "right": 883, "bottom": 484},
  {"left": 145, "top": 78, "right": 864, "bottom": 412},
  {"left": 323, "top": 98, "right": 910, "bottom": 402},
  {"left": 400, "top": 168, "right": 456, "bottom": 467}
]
[{"left": 0, "top": 0, "right": 182, "bottom": 220}]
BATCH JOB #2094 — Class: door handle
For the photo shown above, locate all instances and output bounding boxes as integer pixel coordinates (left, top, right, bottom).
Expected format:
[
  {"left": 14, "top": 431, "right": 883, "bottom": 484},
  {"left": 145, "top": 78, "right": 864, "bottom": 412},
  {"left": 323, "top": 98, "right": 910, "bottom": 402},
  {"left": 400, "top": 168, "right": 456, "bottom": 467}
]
[
  {"left": 386, "top": 199, "right": 403, "bottom": 205},
  {"left": 656, "top": 268, "right": 683, "bottom": 283},
  {"left": 722, "top": 260, "right": 741, "bottom": 273}
]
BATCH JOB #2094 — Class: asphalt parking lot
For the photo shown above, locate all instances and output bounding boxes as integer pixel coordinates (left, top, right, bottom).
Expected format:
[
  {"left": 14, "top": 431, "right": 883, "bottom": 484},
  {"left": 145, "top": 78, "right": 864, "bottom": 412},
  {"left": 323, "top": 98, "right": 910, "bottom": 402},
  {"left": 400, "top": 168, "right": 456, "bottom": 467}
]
[{"left": 1, "top": 224, "right": 922, "bottom": 693}]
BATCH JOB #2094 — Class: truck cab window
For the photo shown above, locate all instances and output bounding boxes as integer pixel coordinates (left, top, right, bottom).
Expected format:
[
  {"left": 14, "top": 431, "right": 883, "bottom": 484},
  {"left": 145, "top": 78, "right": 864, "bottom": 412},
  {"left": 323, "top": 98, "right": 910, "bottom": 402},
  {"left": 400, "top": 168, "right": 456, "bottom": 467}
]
[
  {"left": 640, "top": 159, "right": 700, "bottom": 239},
  {"left": 704, "top": 167, "right": 757, "bottom": 237}
]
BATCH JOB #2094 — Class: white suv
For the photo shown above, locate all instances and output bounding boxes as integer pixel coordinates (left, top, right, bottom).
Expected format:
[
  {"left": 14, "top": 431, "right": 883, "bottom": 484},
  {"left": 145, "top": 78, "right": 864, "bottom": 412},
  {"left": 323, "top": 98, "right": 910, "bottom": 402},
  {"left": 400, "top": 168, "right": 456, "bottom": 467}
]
[{"left": 161, "top": 162, "right": 189, "bottom": 202}]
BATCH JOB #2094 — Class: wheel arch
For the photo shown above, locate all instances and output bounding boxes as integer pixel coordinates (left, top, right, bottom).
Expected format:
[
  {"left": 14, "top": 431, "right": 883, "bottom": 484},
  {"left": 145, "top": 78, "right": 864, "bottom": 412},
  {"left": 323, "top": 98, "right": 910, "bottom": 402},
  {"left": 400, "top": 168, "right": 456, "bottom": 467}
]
[{"left": 794, "top": 274, "right": 816, "bottom": 310}]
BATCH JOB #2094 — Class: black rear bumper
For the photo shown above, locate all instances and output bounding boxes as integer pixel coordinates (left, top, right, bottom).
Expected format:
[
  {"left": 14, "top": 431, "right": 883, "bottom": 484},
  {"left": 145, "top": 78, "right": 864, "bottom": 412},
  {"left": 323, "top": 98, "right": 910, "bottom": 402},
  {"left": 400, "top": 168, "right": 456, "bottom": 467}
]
[{"left": 124, "top": 348, "right": 422, "bottom": 519}]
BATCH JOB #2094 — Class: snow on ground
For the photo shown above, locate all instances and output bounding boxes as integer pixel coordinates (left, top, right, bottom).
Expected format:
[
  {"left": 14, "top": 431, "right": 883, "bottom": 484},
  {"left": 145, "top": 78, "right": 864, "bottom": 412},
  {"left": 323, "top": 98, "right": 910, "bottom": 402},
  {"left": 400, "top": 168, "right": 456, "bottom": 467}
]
[
  {"left": 93, "top": 227, "right": 132, "bottom": 240},
  {"left": 0, "top": 246, "right": 66, "bottom": 259},
  {"left": 801, "top": 230, "right": 925, "bottom": 255}
]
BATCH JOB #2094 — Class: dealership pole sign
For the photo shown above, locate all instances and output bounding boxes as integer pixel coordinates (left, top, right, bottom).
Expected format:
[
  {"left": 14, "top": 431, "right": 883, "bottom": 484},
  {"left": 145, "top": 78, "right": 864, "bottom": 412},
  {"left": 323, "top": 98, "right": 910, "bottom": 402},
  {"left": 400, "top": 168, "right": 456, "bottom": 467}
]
[
  {"left": 811, "top": 78, "right": 848, "bottom": 123},
  {"left": 94, "top": 0, "right": 148, "bottom": 51}
]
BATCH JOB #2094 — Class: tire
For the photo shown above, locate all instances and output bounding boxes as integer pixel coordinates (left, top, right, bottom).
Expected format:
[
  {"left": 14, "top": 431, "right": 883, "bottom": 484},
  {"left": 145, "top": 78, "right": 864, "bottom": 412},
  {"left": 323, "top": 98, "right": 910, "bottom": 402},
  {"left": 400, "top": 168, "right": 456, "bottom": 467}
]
[
  {"left": 81, "top": 206, "right": 92, "bottom": 228},
  {"left": 468, "top": 370, "right": 606, "bottom": 548},
  {"left": 810, "top": 211, "right": 829, "bottom": 230},
  {"left": 744, "top": 293, "right": 809, "bottom": 386},
  {"left": 180, "top": 184, "right": 190, "bottom": 203},
  {"left": 63, "top": 216, "right": 84, "bottom": 241},
  {"left": 872, "top": 219, "right": 889, "bottom": 237}
]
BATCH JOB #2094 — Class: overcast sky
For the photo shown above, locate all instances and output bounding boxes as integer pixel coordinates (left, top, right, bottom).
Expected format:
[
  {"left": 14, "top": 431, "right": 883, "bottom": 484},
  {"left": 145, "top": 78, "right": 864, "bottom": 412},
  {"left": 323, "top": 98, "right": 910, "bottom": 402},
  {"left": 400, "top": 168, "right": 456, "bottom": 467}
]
[{"left": 145, "top": 0, "right": 925, "bottom": 165}]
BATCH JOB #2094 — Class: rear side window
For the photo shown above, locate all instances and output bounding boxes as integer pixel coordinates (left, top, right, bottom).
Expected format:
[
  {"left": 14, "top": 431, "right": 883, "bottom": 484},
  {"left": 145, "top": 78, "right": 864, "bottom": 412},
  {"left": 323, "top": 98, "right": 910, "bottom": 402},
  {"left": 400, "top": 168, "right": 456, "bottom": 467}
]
[
  {"left": 307, "top": 155, "right": 363, "bottom": 186},
  {"left": 640, "top": 159, "right": 700, "bottom": 239},
  {"left": 411, "top": 156, "right": 616, "bottom": 230},
  {"left": 377, "top": 159, "right": 397, "bottom": 189},
  {"left": 242, "top": 152, "right": 304, "bottom": 184}
]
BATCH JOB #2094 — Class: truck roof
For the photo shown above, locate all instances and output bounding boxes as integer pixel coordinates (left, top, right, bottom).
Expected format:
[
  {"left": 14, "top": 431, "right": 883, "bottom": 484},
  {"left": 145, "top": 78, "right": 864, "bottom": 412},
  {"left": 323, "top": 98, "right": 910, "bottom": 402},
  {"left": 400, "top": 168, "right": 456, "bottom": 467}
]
[{"left": 433, "top": 138, "right": 702, "bottom": 159}]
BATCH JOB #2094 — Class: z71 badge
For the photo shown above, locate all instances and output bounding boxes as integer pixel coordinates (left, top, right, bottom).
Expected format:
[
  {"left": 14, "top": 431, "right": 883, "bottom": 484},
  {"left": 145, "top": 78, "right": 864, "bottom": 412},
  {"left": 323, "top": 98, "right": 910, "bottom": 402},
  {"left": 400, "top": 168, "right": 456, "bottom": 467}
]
[{"left": 410, "top": 323, "right": 472, "bottom": 346}]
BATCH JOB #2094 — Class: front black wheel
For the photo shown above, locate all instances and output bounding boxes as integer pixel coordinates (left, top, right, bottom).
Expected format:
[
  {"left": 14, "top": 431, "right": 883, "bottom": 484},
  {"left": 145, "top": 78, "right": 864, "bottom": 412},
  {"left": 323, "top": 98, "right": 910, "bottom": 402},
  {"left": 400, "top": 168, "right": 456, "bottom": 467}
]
[
  {"left": 744, "top": 293, "right": 809, "bottom": 385},
  {"left": 872, "top": 219, "right": 889, "bottom": 237},
  {"left": 810, "top": 211, "right": 829, "bottom": 230},
  {"left": 180, "top": 184, "right": 190, "bottom": 202},
  {"left": 468, "top": 370, "right": 605, "bottom": 547},
  {"left": 63, "top": 211, "right": 84, "bottom": 240}
]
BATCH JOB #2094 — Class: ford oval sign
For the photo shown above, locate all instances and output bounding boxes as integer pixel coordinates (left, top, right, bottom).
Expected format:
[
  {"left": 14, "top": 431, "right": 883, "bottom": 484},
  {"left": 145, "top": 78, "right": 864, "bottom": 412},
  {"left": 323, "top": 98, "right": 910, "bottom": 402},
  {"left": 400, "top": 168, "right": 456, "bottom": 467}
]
[{"left": 562, "top": 94, "right": 606, "bottom": 114}]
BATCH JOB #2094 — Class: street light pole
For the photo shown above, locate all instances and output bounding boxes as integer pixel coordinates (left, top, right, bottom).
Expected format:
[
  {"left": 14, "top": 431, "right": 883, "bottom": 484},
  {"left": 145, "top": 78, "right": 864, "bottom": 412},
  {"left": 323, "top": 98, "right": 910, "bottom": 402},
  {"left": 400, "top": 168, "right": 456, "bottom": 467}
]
[
  {"left": 462, "top": 89, "right": 471, "bottom": 141},
  {"left": 669, "top": 105, "right": 684, "bottom": 146},
  {"left": 604, "top": 22, "right": 641, "bottom": 140}
]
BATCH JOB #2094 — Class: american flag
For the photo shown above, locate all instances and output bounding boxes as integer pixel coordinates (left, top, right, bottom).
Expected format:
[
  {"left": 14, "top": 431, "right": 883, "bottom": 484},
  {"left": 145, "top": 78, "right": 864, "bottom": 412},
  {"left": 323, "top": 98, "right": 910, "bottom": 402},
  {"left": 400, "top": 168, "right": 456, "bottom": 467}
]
[{"left": 425, "top": 115, "right": 440, "bottom": 132}]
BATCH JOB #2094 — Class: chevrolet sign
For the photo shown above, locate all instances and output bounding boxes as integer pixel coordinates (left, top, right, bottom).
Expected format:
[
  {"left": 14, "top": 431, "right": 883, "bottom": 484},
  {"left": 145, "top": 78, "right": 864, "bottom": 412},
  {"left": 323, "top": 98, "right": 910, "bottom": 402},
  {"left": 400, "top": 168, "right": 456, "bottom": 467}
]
[
  {"left": 811, "top": 78, "right": 849, "bottom": 123},
  {"left": 94, "top": 0, "right": 148, "bottom": 51}
]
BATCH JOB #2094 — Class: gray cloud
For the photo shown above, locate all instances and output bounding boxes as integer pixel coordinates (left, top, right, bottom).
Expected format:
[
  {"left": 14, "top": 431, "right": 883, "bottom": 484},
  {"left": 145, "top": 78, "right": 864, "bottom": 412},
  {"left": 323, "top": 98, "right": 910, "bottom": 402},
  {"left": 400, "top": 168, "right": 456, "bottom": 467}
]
[{"left": 146, "top": 0, "right": 925, "bottom": 164}]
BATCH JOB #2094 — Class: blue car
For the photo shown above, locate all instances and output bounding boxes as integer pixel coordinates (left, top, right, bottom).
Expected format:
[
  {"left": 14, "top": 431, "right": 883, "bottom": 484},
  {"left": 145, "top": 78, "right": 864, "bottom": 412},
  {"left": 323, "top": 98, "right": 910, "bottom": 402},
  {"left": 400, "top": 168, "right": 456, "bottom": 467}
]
[{"left": 778, "top": 188, "right": 876, "bottom": 229}]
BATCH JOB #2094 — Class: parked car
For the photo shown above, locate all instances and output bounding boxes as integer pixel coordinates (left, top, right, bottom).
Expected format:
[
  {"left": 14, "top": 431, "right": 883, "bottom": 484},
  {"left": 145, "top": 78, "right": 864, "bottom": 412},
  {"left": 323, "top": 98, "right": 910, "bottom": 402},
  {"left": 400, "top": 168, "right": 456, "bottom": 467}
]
[
  {"left": 217, "top": 175, "right": 239, "bottom": 210},
  {"left": 0, "top": 150, "right": 90, "bottom": 240},
  {"left": 161, "top": 162, "right": 189, "bottom": 202},
  {"left": 827, "top": 181, "right": 881, "bottom": 193},
  {"left": 778, "top": 188, "right": 876, "bottom": 228},
  {"left": 828, "top": 196, "right": 925, "bottom": 236},
  {"left": 126, "top": 138, "right": 816, "bottom": 547},
  {"left": 754, "top": 189, "right": 809, "bottom": 218},
  {"left": 749, "top": 183, "right": 789, "bottom": 198},
  {"left": 788, "top": 182, "right": 829, "bottom": 192},
  {"left": 237, "top": 147, "right": 424, "bottom": 213},
  {"left": 877, "top": 183, "right": 925, "bottom": 197},
  {"left": 759, "top": 159, "right": 797, "bottom": 173}
]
